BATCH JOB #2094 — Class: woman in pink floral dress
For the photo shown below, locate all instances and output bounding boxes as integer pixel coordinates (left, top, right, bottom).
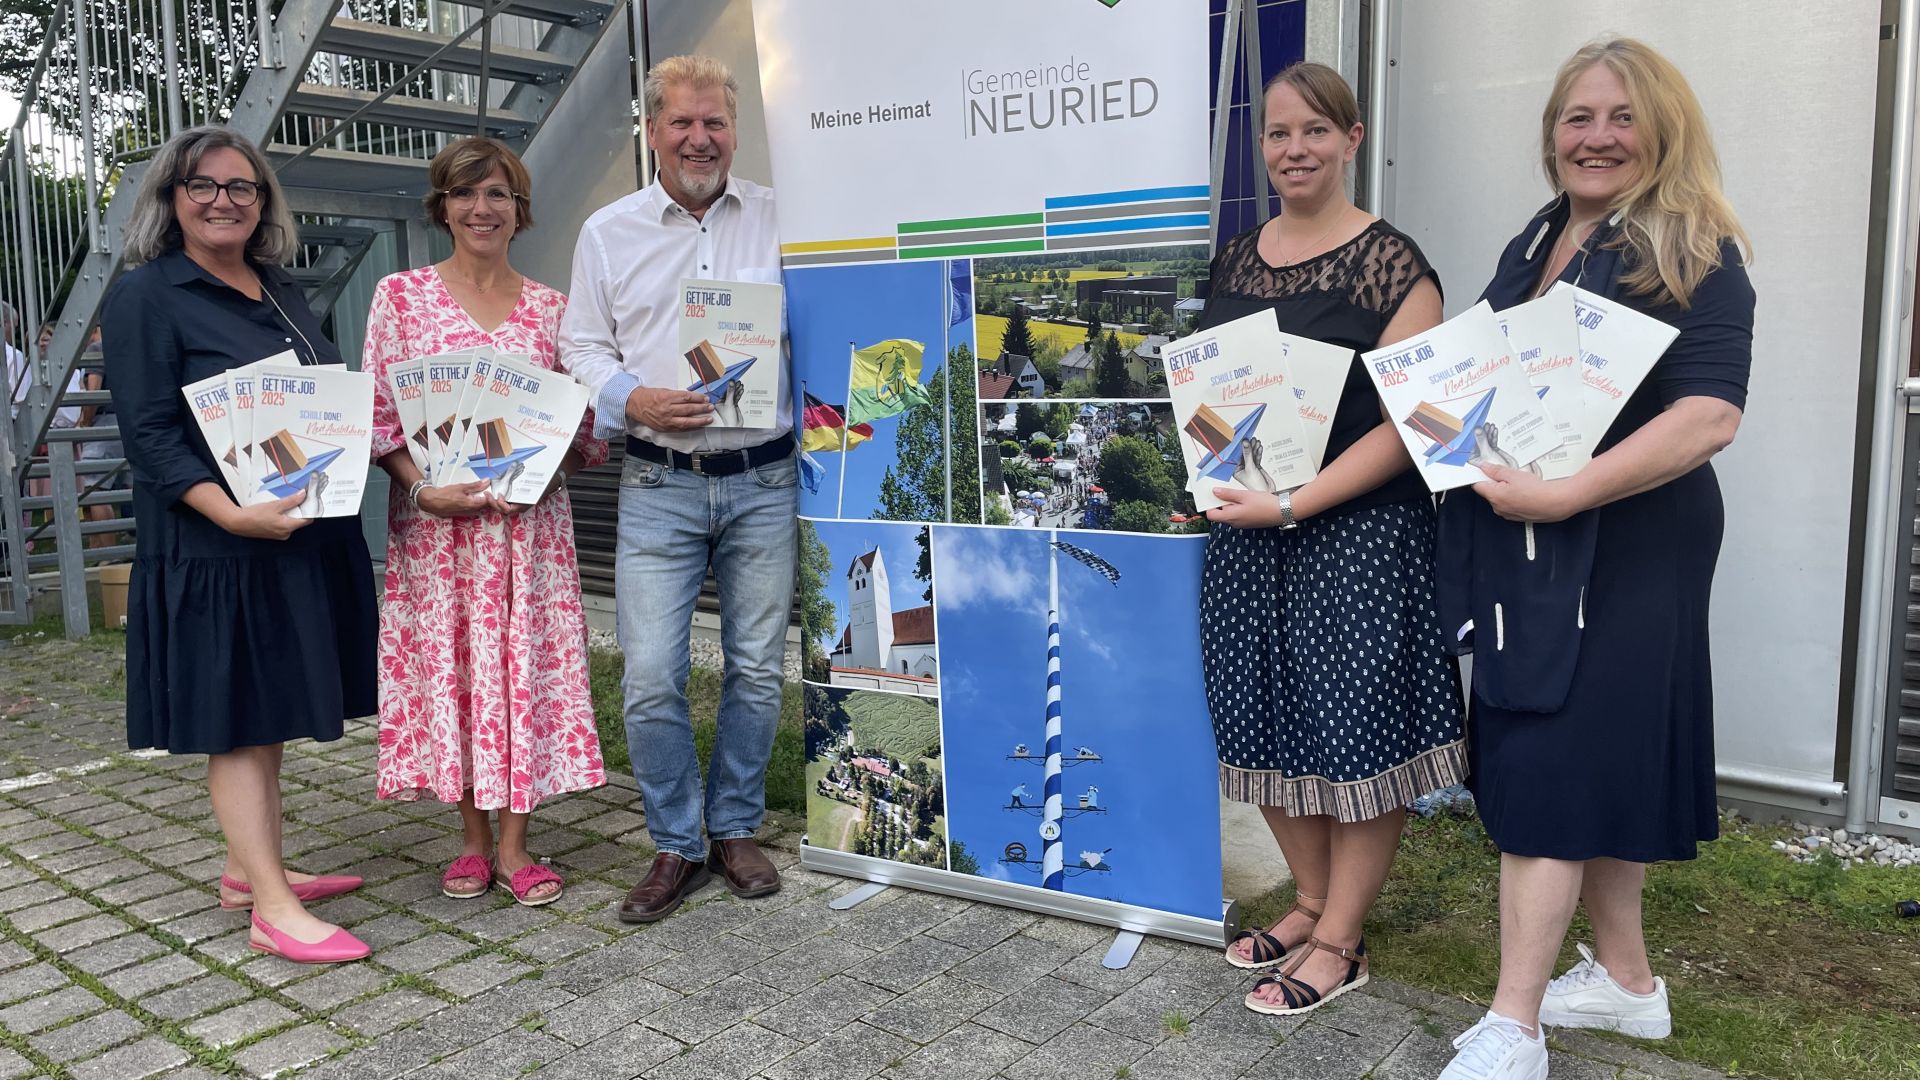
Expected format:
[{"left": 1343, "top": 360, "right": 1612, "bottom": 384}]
[{"left": 364, "top": 138, "right": 607, "bottom": 906}]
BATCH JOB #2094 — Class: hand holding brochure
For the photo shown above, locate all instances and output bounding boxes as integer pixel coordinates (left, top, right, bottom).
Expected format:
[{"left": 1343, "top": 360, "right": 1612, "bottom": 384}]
[
  {"left": 679, "top": 278, "right": 783, "bottom": 429},
  {"left": 1165, "top": 311, "right": 1349, "bottom": 511},
  {"left": 1363, "top": 301, "right": 1562, "bottom": 493},
  {"left": 247, "top": 364, "right": 375, "bottom": 518},
  {"left": 450, "top": 352, "right": 590, "bottom": 503}
]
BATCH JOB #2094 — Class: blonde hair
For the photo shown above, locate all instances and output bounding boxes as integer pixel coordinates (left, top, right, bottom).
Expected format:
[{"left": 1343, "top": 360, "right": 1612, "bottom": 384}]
[
  {"left": 1260, "top": 61, "right": 1361, "bottom": 133},
  {"left": 1541, "top": 38, "right": 1750, "bottom": 309},
  {"left": 424, "top": 137, "right": 535, "bottom": 233},
  {"left": 644, "top": 55, "right": 737, "bottom": 121},
  {"left": 122, "top": 126, "right": 297, "bottom": 266}
]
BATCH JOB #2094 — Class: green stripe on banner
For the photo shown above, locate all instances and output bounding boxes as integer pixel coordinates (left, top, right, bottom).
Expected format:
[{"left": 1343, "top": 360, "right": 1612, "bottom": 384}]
[
  {"left": 898, "top": 211, "right": 1046, "bottom": 234},
  {"left": 897, "top": 238, "right": 1046, "bottom": 259}
]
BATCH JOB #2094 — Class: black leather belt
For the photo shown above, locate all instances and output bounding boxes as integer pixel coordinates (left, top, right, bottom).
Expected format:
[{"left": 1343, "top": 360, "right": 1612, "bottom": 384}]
[{"left": 625, "top": 435, "right": 792, "bottom": 477}]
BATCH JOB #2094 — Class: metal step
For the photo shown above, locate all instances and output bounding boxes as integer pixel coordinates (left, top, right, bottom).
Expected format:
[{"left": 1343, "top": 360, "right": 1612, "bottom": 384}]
[
  {"left": 287, "top": 266, "right": 334, "bottom": 286},
  {"left": 287, "top": 84, "right": 534, "bottom": 140},
  {"left": 268, "top": 144, "right": 432, "bottom": 196},
  {"left": 51, "top": 390, "right": 110, "bottom": 407},
  {"left": 441, "top": 0, "right": 613, "bottom": 26},
  {"left": 294, "top": 222, "right": 378, "bottom": 247},
  {"left": 318, "top": 19, "right": 573, "bottom": 85}
]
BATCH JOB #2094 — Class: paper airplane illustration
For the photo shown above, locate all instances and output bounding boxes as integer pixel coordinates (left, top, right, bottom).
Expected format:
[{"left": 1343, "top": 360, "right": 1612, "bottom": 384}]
[
  {"left": 684, "top": 339, "right": 757, "bottom": 403},
  {"left": 1401, "top": 389, "right": 1498, "bottom": 468},
  {"left": 1183, "top": 402, "right": 1268, "bottom": 482},
  {"left": 256, "top": 429, "right": 344, "bottom": 498},
  {"left": 463, "top": 417, "right": 545, "bottom": 479}
]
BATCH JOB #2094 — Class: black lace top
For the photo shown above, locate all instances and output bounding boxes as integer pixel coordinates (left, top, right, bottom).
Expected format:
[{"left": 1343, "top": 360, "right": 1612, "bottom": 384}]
[{"left": 1199, "top": 219, "right": 1440, "bottom": 519}]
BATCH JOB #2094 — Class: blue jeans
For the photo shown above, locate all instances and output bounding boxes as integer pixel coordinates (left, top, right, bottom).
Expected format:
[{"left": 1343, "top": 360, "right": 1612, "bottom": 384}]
[{"left": 615, "top": 449, "right": 798, "bottom": 864}]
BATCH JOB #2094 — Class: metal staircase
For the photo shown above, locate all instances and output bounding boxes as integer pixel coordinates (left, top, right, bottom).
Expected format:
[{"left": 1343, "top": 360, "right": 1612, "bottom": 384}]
[{"left": 1, "top": 0, "right": 621, "bottom": 636}]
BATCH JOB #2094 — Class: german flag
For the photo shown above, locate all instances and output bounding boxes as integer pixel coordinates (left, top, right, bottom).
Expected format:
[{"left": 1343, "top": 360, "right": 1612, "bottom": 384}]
[{"left": 800, "top": 391, "right": 874, "bottom": 453}]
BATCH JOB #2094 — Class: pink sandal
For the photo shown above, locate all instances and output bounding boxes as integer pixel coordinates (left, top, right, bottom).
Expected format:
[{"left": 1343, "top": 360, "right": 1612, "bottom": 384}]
[
  {"left": 217, "top": 873, "right": 363, "bottom": 911},
  {"left": 249, "top": 911, "right": 369, "bottom": 964},
  {"left": 442, "top": 855, "right": 495, "bottom": 899},
  {"left": 495, "top": 862, "right": 564, "bottom": 907}
]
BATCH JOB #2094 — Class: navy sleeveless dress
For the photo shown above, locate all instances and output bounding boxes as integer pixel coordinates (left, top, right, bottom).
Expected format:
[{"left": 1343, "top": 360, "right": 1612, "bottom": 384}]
[
  {"left": 1450, "top": 197, "right": 1755, "bottom": 862},
  {"left": 1198, "top": 221, "right": 1467, "bottom": 822},
  {"left": 103, "top": 250, "right": 377, "bottom": 755}
]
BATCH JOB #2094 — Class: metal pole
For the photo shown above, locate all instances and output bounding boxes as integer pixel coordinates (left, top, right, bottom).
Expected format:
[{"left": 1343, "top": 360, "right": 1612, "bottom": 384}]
[
  {"left": 1845, "top": 0, "right": 1920, "bottom": 834},
  {"left": 477, "top": 7, "right": 493, "bottom": 134},
  {"left": 1041, "top": 534, "right": 1064, "bottom": 891},
  {"left": 257, "top": 0, "right": 280, "bottom": 70},
  {"left": 69, "top": 0, "right": 102, "bottom": 253},
  {"left": 943, "top": 263, "right": 954, "bottom": 522},
  {"left": 1364, "top": 0, "right": 1395, "bottom": 217},
  {"left": 630, "top": 0, "right": 653, "bottom": 186},
  {"left": 1207, "top": 0, "right": 1243, "bottom": 243},
  {"left": 48, "top": 441, "right": 88, "bottom": 638},
  {"left": 161, "top": 0, "right": 183, "bottom": 137},
  {"left": 1243, "top": 0, "right": 1270, "bottom": 225},
  {"left": 10, "top": 148, "right": 43, "bottom": 407}
]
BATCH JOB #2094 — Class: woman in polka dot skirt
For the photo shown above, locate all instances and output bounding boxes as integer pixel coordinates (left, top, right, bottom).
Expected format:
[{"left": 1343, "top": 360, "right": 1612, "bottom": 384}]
[{"left": 1198, "top": 62, "right": 1466, "bottom": 1017}]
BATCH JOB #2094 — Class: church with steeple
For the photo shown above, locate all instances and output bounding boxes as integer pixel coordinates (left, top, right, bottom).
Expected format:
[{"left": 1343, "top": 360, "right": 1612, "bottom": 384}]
[{"left": 829, "top": 546, "right": 937, "bottom": 696}]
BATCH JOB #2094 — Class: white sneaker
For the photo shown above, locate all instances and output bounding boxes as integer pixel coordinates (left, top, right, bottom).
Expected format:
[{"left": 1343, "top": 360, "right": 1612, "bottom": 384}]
[
  {"left": 1438, "top": 1011, "right": 1549, "bottom": 1080},
  {"left": 1539, "top": 943, "right": 1672, "bottom": 1039}
]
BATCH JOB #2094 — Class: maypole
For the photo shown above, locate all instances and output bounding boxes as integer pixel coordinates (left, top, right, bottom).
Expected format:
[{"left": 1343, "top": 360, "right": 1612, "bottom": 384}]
[{"left": 1041, "top": 531, "right": 1065, "bottom": 890}]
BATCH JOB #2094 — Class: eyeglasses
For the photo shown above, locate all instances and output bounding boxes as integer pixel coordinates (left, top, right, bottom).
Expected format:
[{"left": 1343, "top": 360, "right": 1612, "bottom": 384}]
[
  {"left": 441, "top": 185, "right": 520, "bottom": 208},
  {"left": 179, "top": 176, "right": 260, "bottom": 206}
]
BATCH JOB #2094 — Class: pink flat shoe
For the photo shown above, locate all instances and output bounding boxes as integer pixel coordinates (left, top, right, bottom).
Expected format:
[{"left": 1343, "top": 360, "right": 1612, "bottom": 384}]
[
  {"left": 442, "top": 855, "right": 494, "bottom": 900},
  {"left": 248, "top": 912, "right": 369, "bottom": 964},
  {"left": 218, "top": 873, "right": 364, "bottom": 911},
  {"left": 494, "top": 863, "right": 564, "bottom": 908}
]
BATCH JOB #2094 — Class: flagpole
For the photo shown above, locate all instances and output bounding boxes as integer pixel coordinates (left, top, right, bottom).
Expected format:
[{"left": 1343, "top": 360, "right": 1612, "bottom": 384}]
[
  {"left": 943, "top": 261, "right": 954, "bottom": 523},
  {"left": 837, "top": 340, "right": 854, "bottom": 518}
]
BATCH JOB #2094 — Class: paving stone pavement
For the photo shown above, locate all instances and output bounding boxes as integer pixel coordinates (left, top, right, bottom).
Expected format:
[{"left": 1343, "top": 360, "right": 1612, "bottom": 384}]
[{"left": 0, "top": 631, "right": 1731, "bottom": 1080}]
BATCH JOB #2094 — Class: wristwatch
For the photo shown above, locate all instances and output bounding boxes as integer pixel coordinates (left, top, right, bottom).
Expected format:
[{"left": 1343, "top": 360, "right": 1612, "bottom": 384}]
[{"left": 1277, "top": 489, "right": 1298, "bottom": 530}]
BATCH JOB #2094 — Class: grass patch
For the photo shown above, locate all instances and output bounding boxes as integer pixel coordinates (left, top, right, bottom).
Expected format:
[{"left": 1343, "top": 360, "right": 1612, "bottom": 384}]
[
  {"left": 1241, "top": 812, "right": 1920, "bottom": 1080},
  {"left": 838, "top": 692, "right": 941, "bottom": 764},
  {"left": 587, "top": 648, "right": 805, "bottom": 815}
]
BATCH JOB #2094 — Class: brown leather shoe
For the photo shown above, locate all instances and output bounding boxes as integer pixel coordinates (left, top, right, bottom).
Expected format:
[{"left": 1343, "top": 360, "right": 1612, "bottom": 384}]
[
  {"left": 706, "top": 837, "right": 781, "bottom": 898},
  {"left": 617, "top": 852, "right": 712, "bottom": 923}
]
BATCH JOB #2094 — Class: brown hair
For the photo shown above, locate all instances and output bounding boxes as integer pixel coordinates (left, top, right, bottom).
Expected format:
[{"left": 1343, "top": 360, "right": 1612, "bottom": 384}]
[
  {"left": 1260, "top": 61, "right": 1361, "bottom": 133},
  {"left": 424, "top": 137, "right": 534, "bottom": 234},
  {"left": 1540, "top": 38, "right": 1749, "bottom": 308}
]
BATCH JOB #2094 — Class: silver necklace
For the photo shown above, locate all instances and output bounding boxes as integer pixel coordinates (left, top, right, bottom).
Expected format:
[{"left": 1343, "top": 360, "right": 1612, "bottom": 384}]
[{"left": 259, "top": 280, "right": 320, "bottom": 365}]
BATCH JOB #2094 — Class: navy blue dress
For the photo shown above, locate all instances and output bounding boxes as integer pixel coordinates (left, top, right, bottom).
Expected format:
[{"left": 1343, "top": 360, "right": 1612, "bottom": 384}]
[
  {"left": 1198, "top": 221, "right": 1467, "bottom": 822},
  {"left": 1450, "top": 197, "right": 1755, "bottom": 862},
  {"left": 103, "top": 250, "right": 377, "bottom": 754}
]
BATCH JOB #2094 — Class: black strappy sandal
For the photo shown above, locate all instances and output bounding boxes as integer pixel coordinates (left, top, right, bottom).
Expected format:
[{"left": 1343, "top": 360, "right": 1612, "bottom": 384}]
[
  {"left": 1224, "top": 896, "right": 1323, "bottom": 971},
  {"left": 1243, "top": 935, "right": 1369, "bottom": 1016}
]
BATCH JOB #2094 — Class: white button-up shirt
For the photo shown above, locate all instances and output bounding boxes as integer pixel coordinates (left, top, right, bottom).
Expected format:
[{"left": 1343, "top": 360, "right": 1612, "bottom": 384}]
[{"left": 559, "top": 176, "right": 789, "bottom": 452}]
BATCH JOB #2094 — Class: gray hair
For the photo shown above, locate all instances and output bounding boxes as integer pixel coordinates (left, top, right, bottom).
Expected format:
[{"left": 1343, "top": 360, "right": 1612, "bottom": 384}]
[
  {"left": 122, "top": 126, "right": 298, "bottom": 266},
  {"left": 644, "top": 55, "right": 738, "bottom": 121}
]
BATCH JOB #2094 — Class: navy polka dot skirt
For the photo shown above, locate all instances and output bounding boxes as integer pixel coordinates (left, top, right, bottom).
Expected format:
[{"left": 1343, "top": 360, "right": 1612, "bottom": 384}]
[{"left": 1201, "top": 499, "right": 1466, "bottom": 822}]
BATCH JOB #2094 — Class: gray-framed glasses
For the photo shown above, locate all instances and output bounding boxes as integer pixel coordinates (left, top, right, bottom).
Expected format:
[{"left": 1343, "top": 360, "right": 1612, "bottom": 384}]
[
  {"left": 180, "top": 176, "right": 261, "bottom": 206},
  {"left": 442, "top": 185, "right": 519, "bottom": 208}
]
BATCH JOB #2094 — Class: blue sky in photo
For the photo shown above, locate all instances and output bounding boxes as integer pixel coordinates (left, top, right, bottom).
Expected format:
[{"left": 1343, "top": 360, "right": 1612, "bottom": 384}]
[
  {"left": 787, "top": 259, "right": 970, "bottom": 522},
  {"left": 930, "top": 524, "right": 1222, "bottom": 920},
  {"left": 805, "top": 519, "right": 932, "bottom": 660}
]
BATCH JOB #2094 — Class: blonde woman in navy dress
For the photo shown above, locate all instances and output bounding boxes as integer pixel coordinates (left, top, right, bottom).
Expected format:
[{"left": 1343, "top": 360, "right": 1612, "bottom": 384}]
[
  {"left": 1200, "top": 62, "right": 1466, "bottom": 1016},
  {"left": 1438, "top": 40, "right": 1754, "bottom": 1080}
]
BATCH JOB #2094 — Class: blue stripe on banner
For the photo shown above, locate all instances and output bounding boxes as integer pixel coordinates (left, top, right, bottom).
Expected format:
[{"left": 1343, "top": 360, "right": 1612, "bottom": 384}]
[
  {"left": 1045, "top": 213, "right": 1211, "bottom": 238},
  {"left": 1044, "top": 871, "right": 1063, "bottom": 890},
  {"left": 1045, "top": 185, "right": 1211, "bottom": 210}
]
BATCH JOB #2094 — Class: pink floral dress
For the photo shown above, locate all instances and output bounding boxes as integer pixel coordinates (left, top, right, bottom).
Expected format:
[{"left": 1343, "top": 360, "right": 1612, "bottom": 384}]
[{"left": 364, "top": 266, "right": 608, "bottom": 813}]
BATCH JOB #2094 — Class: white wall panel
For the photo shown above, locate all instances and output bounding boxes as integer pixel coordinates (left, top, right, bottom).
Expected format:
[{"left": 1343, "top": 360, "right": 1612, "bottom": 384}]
[{"left": 1389, "top": 1, "right": 1882, "bottom": 789}]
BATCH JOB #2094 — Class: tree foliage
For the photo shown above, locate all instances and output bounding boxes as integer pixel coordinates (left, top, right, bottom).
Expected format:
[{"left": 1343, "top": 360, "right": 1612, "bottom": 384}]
[
  {"left": 871, "top": 346, "right": 980, "bottom": 525},
  {"left": 1111, "top": 500, "right": 1170, "bottom": 534},
  {"left": 797, "top": 522, "right": 837, "bottom": 682},
  {"left": 1097, "top": 434, "right": 1177, "bottom": 507},
  {"left": 999, "top": 302, "right": 1035, "bottom": 363},
  {"left": 1095, "top": 330, "right": 1132, "bottom": 398}
]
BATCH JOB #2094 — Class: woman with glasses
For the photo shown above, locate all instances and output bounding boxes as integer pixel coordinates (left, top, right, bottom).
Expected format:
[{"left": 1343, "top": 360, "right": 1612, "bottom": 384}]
[
  {"left": 101, "top": 126, "right": 374, "bottom": 964},
  {"left": 364, "top": 137, "right": 606, "bottom": 907}
]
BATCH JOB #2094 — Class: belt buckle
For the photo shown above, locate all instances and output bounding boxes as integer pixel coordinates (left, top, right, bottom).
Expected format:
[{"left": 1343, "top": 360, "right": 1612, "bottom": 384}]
[{"left": 687, "top": 450, "right": 711, "bottom": 476}]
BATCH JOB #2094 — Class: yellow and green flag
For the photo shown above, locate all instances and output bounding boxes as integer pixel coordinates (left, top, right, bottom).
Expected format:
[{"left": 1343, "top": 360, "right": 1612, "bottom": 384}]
[{"left": 845, "top": 339, "right": 929, "bottom": 425}]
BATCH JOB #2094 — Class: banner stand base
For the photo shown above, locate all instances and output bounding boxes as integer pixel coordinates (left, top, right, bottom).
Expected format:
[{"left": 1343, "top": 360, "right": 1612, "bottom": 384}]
[
  {"left": 801, "top": 839, "right": 1238, "bottom": 950},
  {"left": 826, "top": 882, "right": 889, "bottom": 911},
  {"left": 1102, "top": 930, "right": 1145, "bottom": 970}
]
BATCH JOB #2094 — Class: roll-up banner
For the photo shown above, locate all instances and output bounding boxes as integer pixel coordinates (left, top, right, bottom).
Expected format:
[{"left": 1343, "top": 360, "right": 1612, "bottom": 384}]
[{"left": 753, "top": 0, "right": 1231, "bottom": 945}]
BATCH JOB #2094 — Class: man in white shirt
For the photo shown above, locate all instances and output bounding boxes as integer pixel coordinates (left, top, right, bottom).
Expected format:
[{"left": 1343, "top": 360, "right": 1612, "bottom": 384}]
[{"left": 560, "top": 55, "right": 794, "bottom": 923}]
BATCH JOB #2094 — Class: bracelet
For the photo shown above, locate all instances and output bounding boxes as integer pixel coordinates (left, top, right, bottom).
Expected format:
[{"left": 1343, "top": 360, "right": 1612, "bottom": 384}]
[
  {"left": 1276, "top": 489, "right": 1298, "bottom": 530},
  {"left": 406, "top": 479, "right": 428, "bottom": 508}
]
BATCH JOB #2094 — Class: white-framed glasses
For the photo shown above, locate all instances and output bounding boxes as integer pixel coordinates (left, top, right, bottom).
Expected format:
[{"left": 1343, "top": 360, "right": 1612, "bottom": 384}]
[{"left": 441, "top": 185, "right": 520, "bottom": 208}]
